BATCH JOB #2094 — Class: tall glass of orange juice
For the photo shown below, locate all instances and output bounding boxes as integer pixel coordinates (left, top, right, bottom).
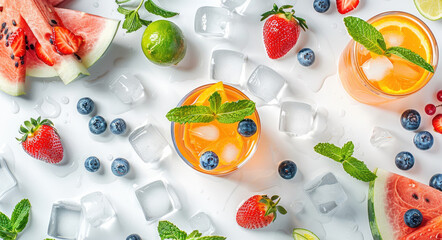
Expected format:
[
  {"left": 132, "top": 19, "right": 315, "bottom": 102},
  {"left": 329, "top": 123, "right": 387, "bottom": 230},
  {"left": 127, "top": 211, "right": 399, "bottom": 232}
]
[
  {"left": 339, "top": 12, "right": 438, "bottom": 105},
  {"left": 171, "top": 82, "right": 261, "bottom": 175}
]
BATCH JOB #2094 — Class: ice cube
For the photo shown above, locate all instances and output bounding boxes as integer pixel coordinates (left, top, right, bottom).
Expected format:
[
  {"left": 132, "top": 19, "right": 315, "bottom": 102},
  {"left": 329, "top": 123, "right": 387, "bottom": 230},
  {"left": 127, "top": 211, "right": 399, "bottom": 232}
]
[
  {"left": 189, "top": 125, "right": 220, "bottom": 141},
  {"left": 279, "top": 102, "right": 317, "bottom": 137},
  {"left": 135, "top": 180, "right": 181, "bottom": 223},
  {"left": 189, "top": 212, "right": 215, "bottom": 235},
  {"left": 0, "top": 157, "right": 17, "bottom": 199},
  {"left": 210, "top": 49, "right": 247, "bottom": 85},
  {"left": 194, "top": 6, "right": 231, "bottom": 37},
  {"left": 370, "top": 127, "right": 393, "bottom": 147},
  {"left": 48, "top": 201, "right": 83, "bottom": 240},
  {"left": 34, "top": 96, "right": 61, "bottom": 118},
  {"left": 361, "top": 56, "right": 393, "bottom": 81},
  {"left": 384, "top": 32, "right": 404, "bottom": 47},
  {"left": 80, "top": 192, "right": 116, "bottom": 228},
  {"left": 108, "top": 74, "right": 145, "bottom": 104},
  {"left": 221, "top": 143, "right": 240, "bottom": 163},
  {"left": 247, "top": 65, "right": 286, "bottom": 103},
  {"left": 304, "top": 172, "right": 348, "bottom": 215},
  {"left": 393, "top": 60, "right": 420, "bottom": 81},
  {"left": 129, "top": 124, "right": 171, "bottom": 165},
  {"left": 219, "top": 0, "right": 251, "bottom": 15}
]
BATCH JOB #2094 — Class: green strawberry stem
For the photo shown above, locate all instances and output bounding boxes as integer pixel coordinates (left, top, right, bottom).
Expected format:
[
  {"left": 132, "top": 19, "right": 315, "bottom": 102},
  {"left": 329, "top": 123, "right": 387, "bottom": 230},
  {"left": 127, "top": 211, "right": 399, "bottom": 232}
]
[
  {"left": 259, "top": 195, "right": 287, "bottom": 222},
  {"left": 260, "top": 4, "right": 308, "bottom": 31},
  {"left": 16, "top": 117, "right": 54, "bottom": 142}
]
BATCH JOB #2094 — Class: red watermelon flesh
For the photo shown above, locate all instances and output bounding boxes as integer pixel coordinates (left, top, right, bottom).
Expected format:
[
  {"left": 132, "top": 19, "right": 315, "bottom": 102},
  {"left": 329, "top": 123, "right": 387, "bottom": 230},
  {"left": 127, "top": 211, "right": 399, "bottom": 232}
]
[
  {"left": 403, "top": 215, "right": 442, "bottom": 240},
  {"left": 47, "top": 0, "right": 65, "bottom": 6},
  {"left": 0, "top": 0, "right": 26, "bottom": 96},
  {"left": 369, "top": 169, "right": 442, "bottom": 240}
]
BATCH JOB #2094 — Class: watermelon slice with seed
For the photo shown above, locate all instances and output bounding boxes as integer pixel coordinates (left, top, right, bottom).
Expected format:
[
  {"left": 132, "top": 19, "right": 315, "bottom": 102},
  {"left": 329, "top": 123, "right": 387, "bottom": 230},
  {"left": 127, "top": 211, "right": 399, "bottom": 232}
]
[{"left": 368, "top": 169, "right": 442, "bottom": 240}]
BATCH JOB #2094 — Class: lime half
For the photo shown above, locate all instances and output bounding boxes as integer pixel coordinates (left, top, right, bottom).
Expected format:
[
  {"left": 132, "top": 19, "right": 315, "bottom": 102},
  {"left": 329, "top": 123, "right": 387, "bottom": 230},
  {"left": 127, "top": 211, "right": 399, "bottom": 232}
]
[
  {"left": 414, "top": 0, "right": 442, "bottom": 20},
  {"left": 293, "top": 228, "right": 320, "bottom": 240}
]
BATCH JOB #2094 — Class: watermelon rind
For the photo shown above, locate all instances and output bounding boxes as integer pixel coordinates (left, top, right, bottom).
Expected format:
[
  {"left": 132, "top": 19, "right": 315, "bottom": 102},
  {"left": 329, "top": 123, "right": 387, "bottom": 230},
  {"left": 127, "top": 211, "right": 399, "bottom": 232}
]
[
  {"left": 0, "top": 78, "right": 25, "bottom": 96},
  {"left": 26, "top": 10, "right": 120, "bottom": 79},
  {"left": 368, "top": 168, "right": 396, "bottom": 240}
]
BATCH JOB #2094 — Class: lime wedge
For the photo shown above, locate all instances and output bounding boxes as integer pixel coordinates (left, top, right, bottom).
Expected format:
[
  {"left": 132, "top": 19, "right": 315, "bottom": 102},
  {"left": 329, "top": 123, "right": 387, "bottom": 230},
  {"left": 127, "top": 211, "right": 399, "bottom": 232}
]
[
  {"left": 293, "top": 228, "right": 320, "bottom": 240},
  {"left": 413, "top": 0, "right": 442, "bottom": 20}
]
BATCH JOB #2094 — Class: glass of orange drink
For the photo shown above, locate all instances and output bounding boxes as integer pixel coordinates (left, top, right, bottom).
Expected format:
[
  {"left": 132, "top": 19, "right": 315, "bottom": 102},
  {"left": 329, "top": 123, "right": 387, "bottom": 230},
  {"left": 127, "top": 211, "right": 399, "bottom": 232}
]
[
  {"left": 339, "top": 11, "right": 438, "bottom": 105},
  {"left": 171, "top": 82, "right": 261, "bottom": 175}
]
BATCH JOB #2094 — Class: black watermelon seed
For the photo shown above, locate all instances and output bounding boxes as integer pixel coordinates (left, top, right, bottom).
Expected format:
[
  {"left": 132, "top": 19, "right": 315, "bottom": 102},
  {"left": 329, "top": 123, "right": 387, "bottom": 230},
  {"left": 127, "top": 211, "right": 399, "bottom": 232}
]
[
  {"left": 50, "top": 19, "right": 57, "bottom": 25},
  {"left": 14, "top": 62, "right": 18, "bottom": 68},
  {"left": 19, "top": 56, "right": 24, "bottom": 60},
  {"left": 412, "top": 193, "right": 418, "bottom": 200},
  {"left": 20, "top": 60, "right": 24, "bottom": 65},
  {"left": 0, "top": 34, "right": 3, "bottom": 40},
  {"left": 425, "top": 198, "right": 430, "bottom": 203},
  {"left": 5, "top": 41, "right": 8, "bottom": 47},
  {"left": 49, "top": 38, "right": 54, "bottom": 44},
  {"left": 5, "top": 33, "right": 9, "bottom": 40},
  {"left": 0, "top": 6, "right": 3, "bottom": 12},
  {"left": 4, "top": 28, "right": 8, "bottom": 34},
  {"left": 10, "top": 54, "right": 14, "bottom": 59},
  {"left": 12, "top": 20, "right": 16, "bottom": 26},
  {"left": 30, "top": 44, "right": 34, "bottom": 50},
  {"left": 26, "top": 46, "right": 29, "bottom": 50},
  {"left": 74, "top": 53, "right": 81, "bottom": 61},
  {"left": 1, "top": 22, "right": 6, "bottom": 29}
]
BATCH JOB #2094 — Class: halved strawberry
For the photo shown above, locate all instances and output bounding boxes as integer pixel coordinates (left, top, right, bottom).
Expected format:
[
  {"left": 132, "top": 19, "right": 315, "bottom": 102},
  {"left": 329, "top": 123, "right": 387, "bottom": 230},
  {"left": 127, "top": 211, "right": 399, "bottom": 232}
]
[
  {"left": 432, "top": 114, "right": 442, "bottom": 134},
  {"left": 35, "top": 42, "right": 55, "bottom": 66},
  {"left": 8, "top": 28, "right": 26, "bottom": 58},
  {"left": 337, "top": 0, "right": 359, "bottom": 14},
  {"left": 52, "top": 26, "right": 83, "bottom": 55}
]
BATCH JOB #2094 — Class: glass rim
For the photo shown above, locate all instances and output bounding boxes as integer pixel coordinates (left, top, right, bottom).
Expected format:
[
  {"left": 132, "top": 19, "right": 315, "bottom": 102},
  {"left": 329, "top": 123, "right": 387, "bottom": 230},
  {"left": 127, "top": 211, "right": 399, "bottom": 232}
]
[
  {"left": 350, "top": 11, "right": 439, "bottom": 98},
  {"left": 170, "top": 83, "right": 261, "bottom": 176}
]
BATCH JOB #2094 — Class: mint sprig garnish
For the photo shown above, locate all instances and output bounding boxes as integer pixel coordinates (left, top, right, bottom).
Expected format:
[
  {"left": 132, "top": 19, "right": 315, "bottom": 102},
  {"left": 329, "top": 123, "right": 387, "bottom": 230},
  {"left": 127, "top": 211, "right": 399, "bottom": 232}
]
[
  {"left": 116, "top": 0, "right": 178, "bottom": 33},
  {"left": 0, "top": 199, "right": 31, "bottom": 240},
  {"left": 344, "top": 16, "right": 434, "bottom": 73},
  {"left": 314, "top": 141, "right": 377, "bottom": 182},
  {"left": 158, "top": 221, "right": 226, "bottom": 240},
  {"left": 167, "top": 91, "right": 256, "bottom": 124}
]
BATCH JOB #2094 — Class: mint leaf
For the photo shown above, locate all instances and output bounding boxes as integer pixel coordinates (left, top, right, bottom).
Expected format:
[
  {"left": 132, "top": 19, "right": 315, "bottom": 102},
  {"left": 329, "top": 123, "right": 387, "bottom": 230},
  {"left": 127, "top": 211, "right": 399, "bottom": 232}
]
[
  {"left": 117, "top": 6, "right": 131, "bottom": 15},
  {"left": 314, "top": 143, "right": 344, "bottom": 162},
  {"left": 344, "top": 16, "right": 385, "bottom": 55},
  {"left": 11, "top": 199, "right": 31, "bottom": 232},
  {"left": 122, "top": 10, "right": 143, "bottom": 33},
  {"left": 386, "top": 47, "right": 434, "bottom": 73},
  {"left": 187, "top": 230, "right": 202, "bottom": 239},
  {"left": 341, "top": 141, "right": 354, "bottom": 160},
  {"left": 216, "top": 100, "right": 255, "bottom": 124},
  {"left": 208, "top": 92, "right": 221, "bottom": 114},
  {"left": 115, "top": 0, "right": 130, "bottom": 3},
  {"left": 342, "top": 157, "right": 377, "bottom": 182},
  {"left": 0, "top": 229, "right": 16, "bottom": 239},
  {"left": 0, "top": 212, "right": 11, "bottom": 230},
  {"left": 140, "top": 19, "right": 152, "bottom": 27},
  {"left": 195, "top": 237, "right": 227, "bottom": 240},
  {"left": 158, "top": 221, "right": 187, "bottom": 240},
  {"left": 145, "top": 0, "right": 179, "bottom": 18},
  {"left": 166, "top": 105, "right": 214, "bottom": 124}
]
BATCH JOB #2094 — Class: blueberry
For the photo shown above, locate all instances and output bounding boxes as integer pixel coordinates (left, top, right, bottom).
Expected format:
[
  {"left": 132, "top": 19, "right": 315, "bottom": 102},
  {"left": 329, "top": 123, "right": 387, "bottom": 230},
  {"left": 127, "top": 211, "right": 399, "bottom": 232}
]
[
  {"left": 404, "top": 209, "right": 423, "bottom": 228},
  {"left": 400, "top": 109, "right": 421, "bottom": 131},
  {"left": 126, "top": 234, "right": 142, "bottom": 240},
  {"left": 110, "top": 118, "right": 127, "bottom": 135},
  {"left": 395, "top": 152, "right": 414, "bottom": 171},
  {"left": 77, "top": 97, "right": 95, "bottom": 115},
  {"left": 313, "top": 0, "right": 330, "bottom": 13},
  {"left": 429, "top": 173, "right": 442, "bottom": 191},
  {"left": 89, "top": 116, "right": 107, "bottom": 135},
  {"left": 84, "top": 156, "right": 100, "bottom": 172},
  {"left": 200, "top": 151, "right": 219, "bottom": 170},
  {"left": 297, "top": 48, "right": 315, "bottom": 67},
  {"left": 237, "top": 119, "right": 257, "bottom": 137},
  {"left": 111, "top": 158, "right": 130, "bottom": 177},
  {"left": 278, "top": 160, "right": 297, "bottom": 180},
  {"left": 413, "top": 131, "right": 433, "bottom": 150}
]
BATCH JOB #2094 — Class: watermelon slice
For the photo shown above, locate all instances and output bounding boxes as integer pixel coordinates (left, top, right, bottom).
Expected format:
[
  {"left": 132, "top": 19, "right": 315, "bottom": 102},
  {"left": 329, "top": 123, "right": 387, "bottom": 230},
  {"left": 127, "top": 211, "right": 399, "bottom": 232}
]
[
  {"left": 47, "top": 0, "right": 65, "bottom": 6},
  {"left": 368, "top": 168, "right": 442, "bottom": 240},
  {"left": 17, "top": 0, "right": 89, "bottom": 84},
  {"left": 26, "top": 8, "right": 120, "bottom": 78},
  {"left": 0, "top": 0, "right": 26, "bottom": 95}
]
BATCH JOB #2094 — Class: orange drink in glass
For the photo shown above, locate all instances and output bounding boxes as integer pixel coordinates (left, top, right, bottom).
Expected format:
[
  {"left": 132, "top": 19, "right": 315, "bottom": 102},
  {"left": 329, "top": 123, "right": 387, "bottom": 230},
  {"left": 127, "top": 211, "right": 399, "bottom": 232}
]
[
  {"left": 339, "top": 11, "right": 438, "bottom": 105},
  {"left": 171, "top": 82, "right": 261, "bottom": 175}
]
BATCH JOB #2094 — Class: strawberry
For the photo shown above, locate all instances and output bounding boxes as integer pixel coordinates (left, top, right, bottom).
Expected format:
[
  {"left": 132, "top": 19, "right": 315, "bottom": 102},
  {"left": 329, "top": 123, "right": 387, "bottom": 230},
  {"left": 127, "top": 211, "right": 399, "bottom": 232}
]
[
  {"left": 261, "top": 4, "right": 308, "bottom": 59},
  {"left": 432, "top": 114, "right": 442, "bottom": 134},
  {"left": 52, "top": 26, "right": 83, "bottom": 55},
  {"left": 336, "top": 0, "right": 360, "bottom": 14},
  {"left": 35, "top": 42, "right": 55, "bottom": 66},
  {"left": 17, "top": 117, "right": 63, "bottom": 164},
  {"left": 8, "top": 28, "right": 26, "bottom": 58},
  {"left": 236, "top": 195, "right": 287, "bottom": 229}
]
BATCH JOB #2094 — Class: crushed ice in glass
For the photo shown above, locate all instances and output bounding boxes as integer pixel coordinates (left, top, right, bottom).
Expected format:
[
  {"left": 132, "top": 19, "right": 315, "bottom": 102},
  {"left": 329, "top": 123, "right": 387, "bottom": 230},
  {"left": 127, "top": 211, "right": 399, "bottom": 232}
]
[
  {"left": 246, "top": 65, "right": 286, "bottom": 103},
  {"left": 361, "top": 56, "right": 393, "bottom": 81},
  {"left": 135, "top": 180, "right": 181, "bottom": 223},
  {"left": 304, "top": 172, "right": 348, "bottom": 215},
  {"left": 189, "top": 212, "right": 215, "bottom": 235},
  {"left": 129, "top": 124, "right": 171, "bottom": 165},
  {"left": 81, "top": 192, "right": 116, "bottom": 228},
  {"left": 210, "top": 49, "right": 247, "bottom": 85},
  {"left": 370, "top": 127, "right": 393, "bottom": 147},
  {"left": 279, "top": 102, "right": 317, "bottom": 137},
  {"left": 0, "top": 157, "right": 17, "bottom": 199},
  {"left": 194, "top": 6, "right": 231, "bottom": 37},
  {"left": 47, "top": 201, "right": 83, "bottom": 240},
  {"left": 108, "top": 74, "right": 145, "bottom": 104}
]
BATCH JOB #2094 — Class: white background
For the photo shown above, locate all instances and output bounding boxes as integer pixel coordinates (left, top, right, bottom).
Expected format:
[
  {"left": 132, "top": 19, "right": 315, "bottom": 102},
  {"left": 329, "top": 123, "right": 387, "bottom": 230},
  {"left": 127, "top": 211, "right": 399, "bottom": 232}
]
[{"left": 0, "top": 0, "right": 441, "bottom": 239}]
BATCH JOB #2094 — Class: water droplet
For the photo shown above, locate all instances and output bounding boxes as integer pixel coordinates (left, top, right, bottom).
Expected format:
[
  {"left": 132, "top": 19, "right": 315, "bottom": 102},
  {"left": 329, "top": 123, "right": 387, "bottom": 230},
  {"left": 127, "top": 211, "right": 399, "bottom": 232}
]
[
  {"left": 106, "top": 154, "right": 113, "bottom": 161},
  {"left": 93, "top": 2, "right": 99, "bottom": 8},
  {"left": 34, "top": 96, "right": 61, "bottom": 118},
  {"left": 10, "top": 100, "right": 19, "bottom": 114},
  {"left": 60, "top": 96, "right": 69, "bottom": 104}
]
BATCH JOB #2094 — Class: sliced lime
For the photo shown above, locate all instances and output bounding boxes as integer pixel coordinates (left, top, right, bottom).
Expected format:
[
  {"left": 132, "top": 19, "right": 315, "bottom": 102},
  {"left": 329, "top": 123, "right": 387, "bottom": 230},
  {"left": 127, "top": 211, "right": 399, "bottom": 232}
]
[
  {"left": 293, "top": 228, "right": 320, "bottom": 240},
  {"left": 413, "top": 0, "right": 442, "bottom": 21}
]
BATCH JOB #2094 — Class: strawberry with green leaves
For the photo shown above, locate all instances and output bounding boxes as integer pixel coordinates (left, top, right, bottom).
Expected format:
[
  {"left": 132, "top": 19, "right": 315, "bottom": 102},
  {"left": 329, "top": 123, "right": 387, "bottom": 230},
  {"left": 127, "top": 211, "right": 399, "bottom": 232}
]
[
  {"left": 17, "top": 117, "right": 64, "bottom": 164},
  {"left": 261, "top": 4, "right": 308, "bottom": 59},
  {"left": 236, "top": 195, "right": 287, "bottom": 229}
]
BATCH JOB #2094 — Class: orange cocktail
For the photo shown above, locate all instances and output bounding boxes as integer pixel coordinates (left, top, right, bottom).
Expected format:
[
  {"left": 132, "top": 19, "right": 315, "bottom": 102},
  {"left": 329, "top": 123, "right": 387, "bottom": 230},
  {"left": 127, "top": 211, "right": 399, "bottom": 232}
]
[
  {"left": 171, "top": 82, "right": 261, "bottom": 175},
  {"left": 339, "top": 12, "right": 438, "bottom": 105}
]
